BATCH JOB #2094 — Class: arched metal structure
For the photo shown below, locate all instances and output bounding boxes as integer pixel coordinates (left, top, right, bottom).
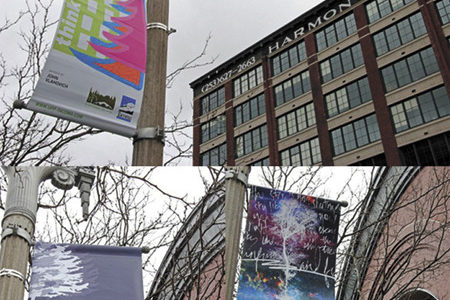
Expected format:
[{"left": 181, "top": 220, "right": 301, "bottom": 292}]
[{"left": 147, "top": 182, "right": 226, "bottom": 300}]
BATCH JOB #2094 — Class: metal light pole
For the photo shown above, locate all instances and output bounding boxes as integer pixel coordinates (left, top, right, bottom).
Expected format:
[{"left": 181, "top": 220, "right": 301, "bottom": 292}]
[
  {"left": 224, "top": 166, "right": 250, "bottom": 300},
  {"left": 0, "top": 167, "right": 95, "bottom": 300},
  {"left": 132, "top": 0, "right": 172, "bottom": 166}
]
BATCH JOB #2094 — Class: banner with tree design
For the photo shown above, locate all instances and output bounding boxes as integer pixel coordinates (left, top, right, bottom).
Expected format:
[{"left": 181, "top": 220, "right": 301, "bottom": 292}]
[
  {"left": 30, "top": 242, "right": 143, "bottom": 300},
  {"left": 237, "top": 186, "right": 341, "bottom": 300}
]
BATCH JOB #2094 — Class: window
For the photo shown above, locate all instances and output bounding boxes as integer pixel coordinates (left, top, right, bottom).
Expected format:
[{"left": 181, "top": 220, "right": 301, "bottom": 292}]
[
  {"left": 200, "top": 87, "right": 225, "bottom": 116},
  {"left": 381, "top": 47, "right": 439, "bottom": 93},
  {"left": 390, "top": 86, "right": 450, "bottom": 133},
  {"left": 373, "top": 12, "right": 427, "bottom": 56},
  {"left": 325, "top": 77, "right": 372, "bottom": 118},
  {"left": 234, "top": 94, "right": 266, "bottom": 126},
  {"left": 366, "top": 0, "right": 414, "bottom": 23},
  {"left": 331, "top": 114, "right": 381, "bottom": 156},
  {"left": 277, "top": 102, "right": 316, "bottom": 139},
  {"left": 251, "top": 157, "right": 270, "bottom": 166},
  {"left": 316, "top": 14, "right": 357, "bottom": 52},
  {"left": 436, "top": 0, "right": 450, "bottom": 24},
  {"left": 350, "top": 153, "right": 387, "bottom": 165},
  {"left": 233, "top": 66, "right": 263, "bottom": 97},
  {"left": 280, "top": 138, "right": 321, "bottom": 165},
  {"left": 272, "top": 41, "right": 307, "bottom": 76},
  {"left": 320, "top": 44, "right": 364, "bottom": 83},
  {"left": 400, "top": 132, "right": 450, "bottom": 165},
  {"left": 200, "top": 115, "right": 226, "bottom": 144},
  {"left": 235, "top": 125, "right": 268, "bottom": 158},
  {"left": 274, "top": 70, "right": 311, "bottom": 106},
  {"left": 200, "top": 143, "right": 227, "bottom": 166}
]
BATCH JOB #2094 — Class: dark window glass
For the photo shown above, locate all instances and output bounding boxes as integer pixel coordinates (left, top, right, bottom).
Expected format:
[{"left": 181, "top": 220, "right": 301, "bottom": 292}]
[
  {"left": 331, "top": 114, "right": 381, "bottom": 156},
  {"left": 234, "top": 94, "right": 266, "bottom": 126},
  {"left": 200, "top": 87, "right": 226, "bottom": 116},
  {"left": 274, "top": 70, "right": 311, "bottom": 106},
  {"left": 390, "top": 86, "right": 449, "bottom": 133},
  {"left": 233, "top": 66, "right": 263, "bottom": 97},
  {"left": 436, "top": 0, "right": 450, "bottom": 24},
  {"left": 200, "top": 143, "right": 227, "bottom": 166},
  {"left": 235, "top": 125, "right": 268, "bottom": 158},
  {"left": 315, "top": 14, "right": 357, "bottom": 51},
  {"left": 381, "top": 47, "right": 439, "bottom": 93},
  {"left": 271, "top": 41, "right": 307, "bottom": 76},
  {"left": 325, "top": 77, "right": 372, "bottom": 118},
  {"left": 366, "top": 0, "right": 414, "bottom": 23},
  {"left": 280, "top": 137, "right": 321, "bottom": 165},
  {"left": 320, "top": 44, "right": 364, "bottom": 83}
]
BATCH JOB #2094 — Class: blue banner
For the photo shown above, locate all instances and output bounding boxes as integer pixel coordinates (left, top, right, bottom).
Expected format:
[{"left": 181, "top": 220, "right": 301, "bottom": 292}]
[
  {"left": 30, "top": 242, "right": 143, "bottom": 300},
  {"left": 237, "top": 186, "right": 341, "bottom": 300}
]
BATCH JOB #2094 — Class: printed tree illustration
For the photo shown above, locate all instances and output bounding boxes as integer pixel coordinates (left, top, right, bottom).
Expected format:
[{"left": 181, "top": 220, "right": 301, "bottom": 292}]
[
  {"left": 269, "top": 198, "right": 319, "bottom": 299},
  {"left": 29, "top": 245, "right": 92, "bottom": 300}
]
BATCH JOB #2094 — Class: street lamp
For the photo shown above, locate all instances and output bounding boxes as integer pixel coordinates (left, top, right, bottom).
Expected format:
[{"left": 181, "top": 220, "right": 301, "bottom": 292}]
[{"left": 0, "top": 167, "right": 95, "bottom": 300}]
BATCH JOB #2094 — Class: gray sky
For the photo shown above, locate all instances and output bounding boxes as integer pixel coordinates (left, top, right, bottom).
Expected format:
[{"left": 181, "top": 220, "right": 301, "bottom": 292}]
[{"left": 1, "top": 0, "right": 325, "bottom": 165}]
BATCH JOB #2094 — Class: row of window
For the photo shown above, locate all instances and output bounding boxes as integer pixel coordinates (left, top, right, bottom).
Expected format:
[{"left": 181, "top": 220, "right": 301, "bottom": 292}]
[
  {"left": 325, "top": 77, "right": 372, "bottom": 118},
  {"left": 316, "top": 13, "right": 357, "bottom": 52},
  {"left": 233, "top": 66, "right": 264, "bottom": 98},
  {"left": 331, "top": 114, "right": 381, "bottom": 156},
  {"left": 200, "top": 115, "right": 226, "bottom": 144},
  {"left": 366, "top": 0, "right": 414, "bottom": 24},
  {"left": 235, "top": 125, "right": 268, "bottom": 158},
  {"left": 277, "top": 102, "right": 316, "bottom": 139},
  {"left": 200, "top": 87, "right": 225, "bottom": 116},
  {"left": 390, "top": 86, "right": 449, "bottom": 133},
  {"left": 437, "top": 0, "right": 450, "bottom": 24},
  {"left": 373, "top": 11, "right": 427, "bottom": 57},
  {"left": 400, "top": 132, "right": 450, "bottom": 165},
  {"left": 272, "top": 41, "right": 307, "bottom": 76},
  {"left": 200, "top": 143, "right": 227, "bottom": 166},
  {"left": 199, "top": 0, "right": 448, "bottom": 113},
  {"left": 381, "top": 46, "right": 439, "bottom": 93},
  {"left": 320, "top": 43, "right": 364, "bottom": 83},
  {"left": 280, "top": 138, "right": 321, "bottom": 166},
  {"left": 274, "top": 70, "right": 311, "bottom": 106},
  {"left": 234, "top": 94, "right": 266, "bottom": 126}
]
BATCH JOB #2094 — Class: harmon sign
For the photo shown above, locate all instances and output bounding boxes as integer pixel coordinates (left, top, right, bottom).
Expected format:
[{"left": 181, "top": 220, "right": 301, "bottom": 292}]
[{"left": 268, "top": 0, "right": 354, "bottom": 53}]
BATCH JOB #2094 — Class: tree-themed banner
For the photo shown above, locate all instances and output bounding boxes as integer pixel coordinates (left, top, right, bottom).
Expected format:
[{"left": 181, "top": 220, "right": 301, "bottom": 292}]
[
  {"left": 28, "top": 0, "right": 146, "bottom": 137},
  {"left": 237, "top": 186, "right": 341, "bottom": 300},
  {"left": 29, "top": 242, "right": 143, "bottom": 300}
]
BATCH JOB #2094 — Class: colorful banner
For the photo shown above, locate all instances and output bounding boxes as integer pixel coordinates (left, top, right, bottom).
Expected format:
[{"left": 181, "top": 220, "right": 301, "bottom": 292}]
[
  {"left": 29, "top": 242, "right": 143, "bottom": 300},
  {"left": 28, "top": 0, "right": 146, "bottom": 137},
  {"left": 237, "top": 186, "right": 341, "bottom": 300}
]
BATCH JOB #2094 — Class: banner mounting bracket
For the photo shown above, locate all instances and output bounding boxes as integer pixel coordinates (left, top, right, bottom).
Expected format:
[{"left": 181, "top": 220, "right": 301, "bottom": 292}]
[
  {"left": 147, "top": 22, "right": 176, "bottom": 35},
  {"left": 134, "top": 126, "right": 165, "bottom": 144}
]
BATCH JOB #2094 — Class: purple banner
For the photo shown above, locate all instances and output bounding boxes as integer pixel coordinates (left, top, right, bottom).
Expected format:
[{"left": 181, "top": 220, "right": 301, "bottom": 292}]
[
  {"left": 30, "top": 242, "right": 143, "bottom": 300},
  {"left": 237, "top": 186, "right": 341, "bottom": 299}
]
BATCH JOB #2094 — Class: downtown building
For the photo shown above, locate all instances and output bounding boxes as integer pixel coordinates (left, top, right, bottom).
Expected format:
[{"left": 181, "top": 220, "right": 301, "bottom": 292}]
[{"left": 190, "top": 0, "right": 450, "bottom": 166}]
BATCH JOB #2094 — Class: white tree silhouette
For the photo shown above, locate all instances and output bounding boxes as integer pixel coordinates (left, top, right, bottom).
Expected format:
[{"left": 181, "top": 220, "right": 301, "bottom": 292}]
[
  {"left": 269, "top": 199, "right": 319, "bottom": 299},
  {"left": 29, "top": 245, "right": 90, "bottom": 300}
]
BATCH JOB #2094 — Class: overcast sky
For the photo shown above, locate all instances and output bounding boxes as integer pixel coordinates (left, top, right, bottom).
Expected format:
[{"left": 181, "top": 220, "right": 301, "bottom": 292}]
[{"left": 1, "top": 0, "right": 325, "bottom": 165}]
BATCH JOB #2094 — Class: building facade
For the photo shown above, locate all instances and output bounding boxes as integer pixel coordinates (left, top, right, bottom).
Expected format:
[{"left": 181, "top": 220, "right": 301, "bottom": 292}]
[
  {"left": 191, "top": 0, "right": 450, "bottom": 166},
  {"left": 338, "top": 167, "right": 450, "bottom": 300}
]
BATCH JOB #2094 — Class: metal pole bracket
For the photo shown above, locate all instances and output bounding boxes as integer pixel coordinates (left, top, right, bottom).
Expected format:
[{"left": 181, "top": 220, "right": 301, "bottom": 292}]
[
  {"left": 1, "top": 225, "right": 33, "bottom": 246},
  {"left": 225, "top": 169, "right": 249, "bottom": 187},
  {"left": 0, "top": 268, "right": 26, "bottom": 283},
  {"left": 134, "top": 126, "right": 165, "bottom": 145},
  {"left": 147, "top": 22, "right": 176, "bottom": 35}
]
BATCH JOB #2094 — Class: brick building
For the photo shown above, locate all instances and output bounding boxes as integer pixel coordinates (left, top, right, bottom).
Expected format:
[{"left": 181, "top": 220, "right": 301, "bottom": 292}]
[{"left": 191, "top": 0, "right": 450, "bottom": 166}]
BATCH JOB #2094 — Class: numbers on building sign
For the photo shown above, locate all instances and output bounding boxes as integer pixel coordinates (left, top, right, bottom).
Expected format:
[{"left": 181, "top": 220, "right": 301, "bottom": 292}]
[
  {"left": 200, "top": 56, "right": 257, "bottom": 94},
  {"left": 237, "top": 56, "right": 256, "bottom": 73}
]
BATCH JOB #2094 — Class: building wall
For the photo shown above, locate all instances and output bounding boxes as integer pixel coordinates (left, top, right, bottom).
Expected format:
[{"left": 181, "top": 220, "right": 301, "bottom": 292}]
[
  {"left": 191, "top": 0, "right": 450, "bottom": 166},
  {"left": 359, "top": 167, "right": 450, "bottom": 299},
  {"left": 183, "top": 252, "right": 226, "bottom": 300}
]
